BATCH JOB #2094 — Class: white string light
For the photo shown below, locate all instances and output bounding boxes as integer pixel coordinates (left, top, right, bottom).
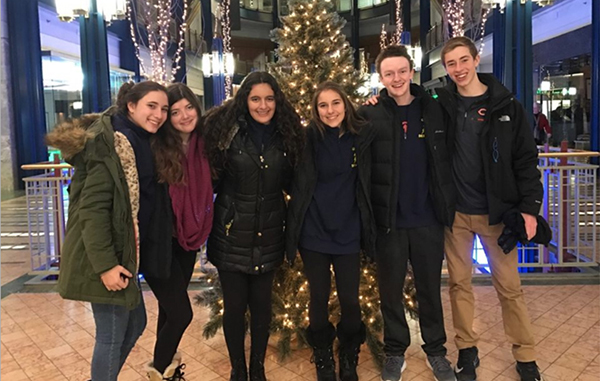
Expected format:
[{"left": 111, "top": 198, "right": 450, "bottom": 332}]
[
  {"left": 221, "top": 0, "right": 233, "bottom": 99},
  {"left": 478, "top": 7, "right": 491, "bottom": 55},
  {"left": 126, "top": 0, "right": 188, "bottom": 84},
  {"left": 392, "top": 0, "right": 403, "bottom": 45},
  {"left": 444, "top": 0, "right": 465, "bottom": 38},
  {"left": 380, "top": 24, "right": 388, "bottom": 50}
]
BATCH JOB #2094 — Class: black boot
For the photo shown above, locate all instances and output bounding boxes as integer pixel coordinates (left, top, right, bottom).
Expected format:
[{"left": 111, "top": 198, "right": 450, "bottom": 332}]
[
  {"left": 249, "top": 352, "right": 267, "bottom": 381},
  {"left": 305, "top": 323, "right": 337, "bottom": 381},
  {"left": 337, "top": 322, "right": 366, "bottom": 381},
  {"left": 229, "top": 358, "right": 248, "bottom": 381}
]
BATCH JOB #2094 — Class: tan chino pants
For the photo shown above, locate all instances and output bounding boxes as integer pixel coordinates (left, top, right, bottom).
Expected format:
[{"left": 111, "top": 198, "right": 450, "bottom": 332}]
[{"left": 444, "top": 211, "right": 536, "bottom": 362}]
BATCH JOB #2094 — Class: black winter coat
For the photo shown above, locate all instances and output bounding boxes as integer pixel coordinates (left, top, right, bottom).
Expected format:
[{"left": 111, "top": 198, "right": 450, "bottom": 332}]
[
  {"left": 358, "top": 85, "right": 456, "bottom": 230},
  {"left": 207, "top": 119, "right": 293, "bottom": 274},
  {"left": 286, "top": 123, "right": 377, "bottom": 263},
  {"left": 435, "top": 73, "right": 543, "bottom": 225}
]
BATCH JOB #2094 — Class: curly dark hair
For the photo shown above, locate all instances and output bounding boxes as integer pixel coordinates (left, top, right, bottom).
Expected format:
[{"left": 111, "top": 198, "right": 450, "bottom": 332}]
[
  {"left": 151, "top": 83, "right": 203, "bottom": 185},
  {"left": 203, "top": 71, "right": 304, "bottom": 179},
  {"left": 310, "top": 81, "right": 367, "bottom": 137}
]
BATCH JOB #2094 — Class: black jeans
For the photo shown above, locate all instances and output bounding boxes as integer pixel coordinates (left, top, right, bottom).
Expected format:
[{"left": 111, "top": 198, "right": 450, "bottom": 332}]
[
  {"left": 218, "top": 269, "right": 275, "bottom": 362},
  {"left": 300, "top": 248, "right": 361, "bottom": 334},
  {"left": 375, "top": 224, "right": 447, "bottom": 357},
  {"left": 145, "top": 238, "right": 197, "bottom": 372}
]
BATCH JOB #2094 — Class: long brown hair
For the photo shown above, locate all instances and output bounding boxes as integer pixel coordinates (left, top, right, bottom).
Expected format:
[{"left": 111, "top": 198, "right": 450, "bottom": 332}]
[
  {"left": 203, "top": 71, "right": 304, "bottom": 179},
  {"left": 152, "top": 83, "right": 203, "bottom": 184},
  {"left": 310, "top": 81, "right": 367, "bottom": 137}
]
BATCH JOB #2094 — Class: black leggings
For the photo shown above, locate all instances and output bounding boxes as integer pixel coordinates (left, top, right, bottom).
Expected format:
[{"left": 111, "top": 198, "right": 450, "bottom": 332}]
[
  {"left": 145, "top": 238, "right": 197, "bottom": 372},
  {"left": 218, "top": 269, "right": 275, "bottom": 362},
  {"left": 300, "top": 248, "right": 361, "bottom": 334}
]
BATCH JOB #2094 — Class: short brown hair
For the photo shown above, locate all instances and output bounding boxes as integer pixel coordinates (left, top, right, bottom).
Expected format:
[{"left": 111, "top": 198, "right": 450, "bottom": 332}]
[
  {"left": 441, "top": 37, "right": 478, "bottom": 66},
  {"left": 375, "top": 45, "right": 414, "bottom": 74}
]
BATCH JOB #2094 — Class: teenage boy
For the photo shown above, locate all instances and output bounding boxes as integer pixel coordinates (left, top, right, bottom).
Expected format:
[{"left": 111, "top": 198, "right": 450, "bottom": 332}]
[
  {"left": 436, "top": 36, "right": 543, "bottom": 381},
  {"left": 359, "top": 45, "right": 457, "bottom": 381}
]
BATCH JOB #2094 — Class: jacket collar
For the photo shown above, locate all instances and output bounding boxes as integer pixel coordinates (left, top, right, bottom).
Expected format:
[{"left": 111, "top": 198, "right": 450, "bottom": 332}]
[{"left": 442, "top": 73, "right": 513, "bottom": 110}]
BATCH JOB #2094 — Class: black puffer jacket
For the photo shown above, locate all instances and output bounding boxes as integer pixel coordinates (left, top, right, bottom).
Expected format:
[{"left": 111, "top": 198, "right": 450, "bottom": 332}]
[
  {"left": 358, "top": 85, "right": 456, "bottom": 230},
  {"left": 286, "top": 123, "right": 377, "bottom": 262},
  {"left": 435, "top": 73, "right": 543, "bottom": 225},
  {"left": 207, "top": 118, "right": 293, "bottom": 274}
]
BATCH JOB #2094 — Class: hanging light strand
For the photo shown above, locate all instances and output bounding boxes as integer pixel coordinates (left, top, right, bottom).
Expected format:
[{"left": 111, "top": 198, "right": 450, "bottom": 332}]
[
  {"left": 478, "top": 7, "right": 491, "bottom": 55},
  {"left": 444, "top": 0, "right": 465, "bottom": 38},
  {"left": 126, "top": 0, "right": 188, "bottom": 84},
  {"left": 221, "top": 0, "right": 233, "bottom": 98},
  {"left": 171, "top": 0, "right": 188, "bottom": 79},
  {"left": 126, "top": 0, "right": 148, "bottom": 78},
  {"left": 392, "top": 0, "right": 403, "bottom": 45}
]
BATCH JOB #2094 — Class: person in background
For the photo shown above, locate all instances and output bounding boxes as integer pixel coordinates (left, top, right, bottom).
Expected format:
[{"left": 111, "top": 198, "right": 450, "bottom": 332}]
[
  {"left": 46, "top": 81, "right": 171, "bottom": 381},
  {"left": 144, "top": 83, "right": 214, "bottom": 381},
  {"left": 286, "top": 81, "right": 376, "bottom": 381},
  {"left": 532, "top": 102, "right": 551, "bottom": 145},
  {"left": 436, "top": 36, "right": 543, "bottom": 381},
  {"left": 203, "top": 71, "right": 304, "bottom": 381}
]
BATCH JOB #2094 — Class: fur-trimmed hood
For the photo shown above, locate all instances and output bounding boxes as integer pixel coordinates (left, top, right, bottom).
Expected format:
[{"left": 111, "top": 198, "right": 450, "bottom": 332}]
[{"left": 45, "top": 113, "right": 102, "bottom": 161}]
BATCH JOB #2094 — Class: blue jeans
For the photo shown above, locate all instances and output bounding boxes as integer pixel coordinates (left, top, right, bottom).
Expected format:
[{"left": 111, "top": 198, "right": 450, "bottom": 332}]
[{"left": 91, "top": 294, "right": 147, "bottom": 381}]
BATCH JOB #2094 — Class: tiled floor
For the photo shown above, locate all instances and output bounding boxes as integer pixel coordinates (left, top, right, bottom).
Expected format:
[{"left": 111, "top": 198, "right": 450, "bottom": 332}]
[
  {"left": 1, "top": 196, "right": 32, "bottom": 286},
  {"left": 1, "top": 284, "right": 599, "bottom": 381}
]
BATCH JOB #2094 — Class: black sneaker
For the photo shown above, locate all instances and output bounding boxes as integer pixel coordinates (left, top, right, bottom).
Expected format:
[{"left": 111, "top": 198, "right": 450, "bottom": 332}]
[
  {"left": 381, "top": 355, "right": 406, "bottom": 381},
  {"left": 455, "top": 347, "right": 479, "bottom": 381},
  {"left": 516, "top": 361, "right": 543, "bottom": 381}
]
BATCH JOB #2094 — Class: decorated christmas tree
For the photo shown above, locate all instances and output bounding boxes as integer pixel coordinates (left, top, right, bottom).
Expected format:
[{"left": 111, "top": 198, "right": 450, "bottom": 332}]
[{"left": 268, "top": 0, "right": 366, "bottom": 124}]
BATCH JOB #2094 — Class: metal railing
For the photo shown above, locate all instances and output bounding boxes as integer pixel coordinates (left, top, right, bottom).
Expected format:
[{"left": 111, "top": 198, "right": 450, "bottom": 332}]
[
  {"left": 468, "top": 150, "right": 599, "bottom": 272},
  {"left": 21, "top": 162, "right": 73, "bottom": 275},
  {"left": 21, "top": 150, "right": 599, "bottom": 277},
  {"left": 536, "top": 151, "right": 599, "bottom": 268}
]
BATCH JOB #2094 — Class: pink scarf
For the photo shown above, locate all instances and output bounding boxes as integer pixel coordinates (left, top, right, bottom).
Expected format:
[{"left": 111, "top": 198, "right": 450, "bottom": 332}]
[{"left": 169, "top": 132, "right": 214, "bottom": 251}]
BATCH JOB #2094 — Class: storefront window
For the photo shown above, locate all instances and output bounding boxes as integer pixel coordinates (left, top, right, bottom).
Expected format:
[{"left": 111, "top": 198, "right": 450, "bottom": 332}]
[
  {"left": 240, "top": 0, "right": 273, "bottom": 12},
  {"left": 358, "top": 0, "right": 388, "bottom": 9},
  {"left": 42, "top": 52, "right": 134, "bottom": 134},
  {"left": 110, "top": 71, "right": 134, "bottom": 104},
  {"left": 335, "top": 0, "right": 352, "bottom": 12},
  {"left": 42, "top": 54, "right": 83, "bottom": 132},
  {"left": 533, "top": 0, "right": 591, "bottom": 148}
]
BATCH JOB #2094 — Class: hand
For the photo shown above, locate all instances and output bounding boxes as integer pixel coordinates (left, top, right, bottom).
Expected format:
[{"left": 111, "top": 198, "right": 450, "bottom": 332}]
[
  {"left": 521, "top": 213, "right": 538, "bottom": 241},
  {"left": 363, "top": 94, "right": 380, "bottom": 106},
  {"left": 100, "top": 265, "right": 132, "bottom": 291}
]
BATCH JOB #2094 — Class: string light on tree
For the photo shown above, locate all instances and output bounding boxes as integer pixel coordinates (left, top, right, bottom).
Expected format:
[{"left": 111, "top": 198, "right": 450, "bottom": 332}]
[
  {"left": 268, "top": 0, "right": 366, "bottom": 124},
  {"left": 221, "top": 0, "right": 233, "bottom": 98},
  {"left": 443, "top": 0, "right": 466, "bottom": 38},
  {"left": 478, "top": 7, "right": 491, "bottom": 55},
  {"left": 391, "top": 0, "right": 403, "bottom": 45},
  {"left": 380, "top": 24, "right": 388, "bottom": 50},
  {"left": 126, "top": 0, "right": 188, "bottom": 84}
]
